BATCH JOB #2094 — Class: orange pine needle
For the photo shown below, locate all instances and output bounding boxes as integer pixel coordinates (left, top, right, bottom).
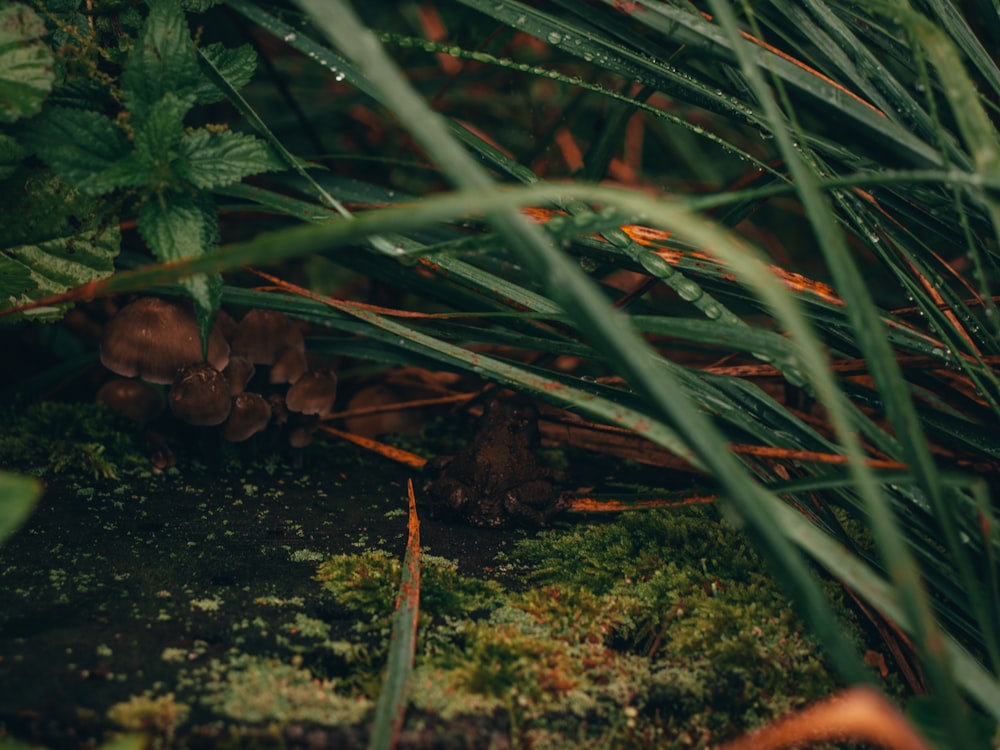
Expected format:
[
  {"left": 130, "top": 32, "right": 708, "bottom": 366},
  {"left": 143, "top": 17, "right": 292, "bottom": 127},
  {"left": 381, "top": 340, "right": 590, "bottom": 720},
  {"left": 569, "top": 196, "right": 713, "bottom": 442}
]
[{"left": 318, "top": 424, "right": 428, "bottom": 468}]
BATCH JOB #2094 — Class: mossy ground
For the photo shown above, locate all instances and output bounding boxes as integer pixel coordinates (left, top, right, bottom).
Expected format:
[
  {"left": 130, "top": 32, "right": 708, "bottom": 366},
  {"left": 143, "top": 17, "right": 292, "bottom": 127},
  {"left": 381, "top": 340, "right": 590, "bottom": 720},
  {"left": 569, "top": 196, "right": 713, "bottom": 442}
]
[{"left": 0, "top": 403, "right": 899, "bottom": 748}]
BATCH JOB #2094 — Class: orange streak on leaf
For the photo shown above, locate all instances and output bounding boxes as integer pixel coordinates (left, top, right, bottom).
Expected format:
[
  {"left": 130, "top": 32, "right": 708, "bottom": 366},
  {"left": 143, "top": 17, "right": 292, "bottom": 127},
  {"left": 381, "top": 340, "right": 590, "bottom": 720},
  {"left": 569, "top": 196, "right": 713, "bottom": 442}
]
[
  {"left": 730, "top": 443, "right": 907, "bottom": 471},
  {"left": 698, "top": 11, "right": 885, "bottom": 119},
  {"left": 568, "top": 495, "right": 717, "bottom": 512}
]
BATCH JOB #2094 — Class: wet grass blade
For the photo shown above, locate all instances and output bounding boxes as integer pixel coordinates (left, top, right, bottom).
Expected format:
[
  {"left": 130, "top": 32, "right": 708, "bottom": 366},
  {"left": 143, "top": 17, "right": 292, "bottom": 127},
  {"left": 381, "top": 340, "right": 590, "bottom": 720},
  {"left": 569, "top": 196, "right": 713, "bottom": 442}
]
[
  {"left": 367, "top": 480, "right": 421, "bottom": 750},
  {"left": 706, "top": 0, "right": 981, "bottom": 742}
]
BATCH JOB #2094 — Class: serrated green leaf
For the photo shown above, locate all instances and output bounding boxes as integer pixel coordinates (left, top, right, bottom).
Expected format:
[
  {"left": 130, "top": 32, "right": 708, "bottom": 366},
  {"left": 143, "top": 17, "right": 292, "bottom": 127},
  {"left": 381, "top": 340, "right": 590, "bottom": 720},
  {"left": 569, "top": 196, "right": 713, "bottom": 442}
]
[
  {"left": 138, "top": 192, "right": 213, "bottom": 263},
  {"left": 178, "top": 129, "right": 282, "bottom": 188},
  {"left": 0, "top": 254, "right": 36, "bottom": 302},
  {"left": 137, "top": 192, "right": 222, "bottom": 343},
  {"left": 133, "top": 92, "right": 192, "bottom": 189},
  {"left": 1, "top": 236, "right": 119, "bottom": 321},
  {"left": 21, "top": 106, "right": 133, "bottom": 194},
  {"left": 121, "top": 0, "right": 200, "bottom": 118},
  {"left": 0, "top": 470, "right": 42, "bottom": 546},
  {"left": 192, "top": 43, "right": 257, "bottom": 104},
  {"left": 0, "top": 4, "right": 55, "bottom": 124},
  {"left": 0, "top": 170, "right": 119, "bottom": 321}
]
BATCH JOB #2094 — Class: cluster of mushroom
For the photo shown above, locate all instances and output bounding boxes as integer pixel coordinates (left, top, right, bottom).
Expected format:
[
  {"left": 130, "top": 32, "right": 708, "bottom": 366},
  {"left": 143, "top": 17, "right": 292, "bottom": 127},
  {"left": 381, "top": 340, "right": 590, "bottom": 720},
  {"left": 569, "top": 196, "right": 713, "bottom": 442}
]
[{"left": 96, "top": 297, "right": 337, "bottom": 451}]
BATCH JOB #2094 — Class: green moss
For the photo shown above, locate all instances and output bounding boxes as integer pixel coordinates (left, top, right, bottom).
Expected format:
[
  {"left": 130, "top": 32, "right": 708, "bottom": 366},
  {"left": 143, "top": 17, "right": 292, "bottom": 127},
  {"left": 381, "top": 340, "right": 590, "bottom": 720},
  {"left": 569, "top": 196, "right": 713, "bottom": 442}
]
[
  {"left": 106, "top": 693, "right": 190, "bottom": 738},
  {"left": 311, "top": 507, "right": 882, "bottom": 746},
  {"left": 505, "top": 508, "right": 873, "bottom": 740},
  {"left": 0, "top": 401, "right": 147, "bottom": 478},
  {"left": 315, "top": 551, "right": 503, "bottom": 626}
]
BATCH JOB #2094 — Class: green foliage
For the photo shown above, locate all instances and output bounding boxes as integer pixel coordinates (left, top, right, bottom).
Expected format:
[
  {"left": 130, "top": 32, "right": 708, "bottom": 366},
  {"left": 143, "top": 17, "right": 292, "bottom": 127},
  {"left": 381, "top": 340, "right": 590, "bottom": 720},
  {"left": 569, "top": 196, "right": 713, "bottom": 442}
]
[
  {"left": 1, "top": 0, "right": 280, "bottom": 327},
  {"left": 0, "top": 169, "right": 119, "bottom": 321}
]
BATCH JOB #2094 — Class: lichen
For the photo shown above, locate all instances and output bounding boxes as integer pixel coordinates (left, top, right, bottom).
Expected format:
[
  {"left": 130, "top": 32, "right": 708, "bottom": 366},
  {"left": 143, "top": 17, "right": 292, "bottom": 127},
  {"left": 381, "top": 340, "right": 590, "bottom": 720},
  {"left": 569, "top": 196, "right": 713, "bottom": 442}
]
[{"left": 194, "top": 654, "right": 372, "bottom": 726}]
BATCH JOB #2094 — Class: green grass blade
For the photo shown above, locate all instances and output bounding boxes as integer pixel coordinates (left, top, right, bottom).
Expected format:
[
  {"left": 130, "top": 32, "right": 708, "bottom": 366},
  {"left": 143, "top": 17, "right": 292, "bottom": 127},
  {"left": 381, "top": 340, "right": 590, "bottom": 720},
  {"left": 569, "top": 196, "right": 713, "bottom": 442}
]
[
  {"left": 291, "top": 0, "right": 875, "bottom": 685},
  {"left": 707, "top": 0, "right": 977, "bottom": 742},
  {"left": 367, "top": 482, "right": 421, "bottom": 750}
]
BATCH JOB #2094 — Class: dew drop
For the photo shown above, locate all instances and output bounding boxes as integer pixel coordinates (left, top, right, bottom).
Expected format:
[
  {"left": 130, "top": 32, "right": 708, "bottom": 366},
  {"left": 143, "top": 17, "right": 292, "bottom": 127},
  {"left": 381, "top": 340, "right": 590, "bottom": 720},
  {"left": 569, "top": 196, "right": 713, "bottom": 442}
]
[
  {"left": 639, "top": 252, "right": 674, "bottom": 278},
  {"left": 674, "top": 278, "right": 703, "bottom": 302},
  {"left": 781, "top": 366, "right": 807, "bottom": 388}
]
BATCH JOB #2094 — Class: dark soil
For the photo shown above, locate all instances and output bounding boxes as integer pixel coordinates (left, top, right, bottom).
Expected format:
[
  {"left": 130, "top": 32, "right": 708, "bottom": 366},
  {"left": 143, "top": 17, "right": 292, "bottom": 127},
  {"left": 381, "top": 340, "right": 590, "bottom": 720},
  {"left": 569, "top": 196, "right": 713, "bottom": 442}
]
[{"left": 0, "top": 437, "right": 529, "bottom": 749}]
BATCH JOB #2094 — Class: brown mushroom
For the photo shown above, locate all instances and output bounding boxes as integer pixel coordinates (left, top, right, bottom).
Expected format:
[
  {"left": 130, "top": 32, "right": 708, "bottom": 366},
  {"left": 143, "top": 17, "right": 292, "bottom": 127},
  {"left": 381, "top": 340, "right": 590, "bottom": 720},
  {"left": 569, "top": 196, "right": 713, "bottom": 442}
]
[
  {"left": 222, "top": 392, "right": 272, "bottom": 442},
  {"left": 96, "top": 378, "right": 165, "bottom": 423},
  {"left": 269, "top": 345, "right": 308, "bottom": 385},
  {"left": 285, "top": 370, "right": 337, "bottom": 418},
  {"left": 214, "top": 309, "right": 239, "bottom": 342},
  {"left": 288, "top": 415, "right": 320, "bottom": 448},
  {"left": 100, "top": 297, "right": 230, "bottom": 384},
  {"left": 223, "top": 355, "right": 256, "bottom": 395},
  {"left": 168, "top": 363, "right": 232, "bottom": 426},
  {"left": 230, "top": 309, "right": 305, "bottom": 367},
  {"left": 267, "top": 393, "right": 289, "bottom": 427}
]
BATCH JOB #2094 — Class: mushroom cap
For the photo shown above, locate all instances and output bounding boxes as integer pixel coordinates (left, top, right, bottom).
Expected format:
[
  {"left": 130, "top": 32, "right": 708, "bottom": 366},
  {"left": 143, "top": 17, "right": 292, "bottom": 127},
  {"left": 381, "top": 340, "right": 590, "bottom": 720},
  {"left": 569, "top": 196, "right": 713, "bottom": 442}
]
[
  {"left": 223, "top": 355, "right": 256, "bottom": 395},
  {"left": 285, "top": 370, "right": 337, "bottom": 417},
  {"left": 100, "top": 297, "right": 230, "bottom": 384},
  {"left": 269, "top": 345, "right": 308, "bottom": 385},
  {"left": 215, "top": 309, "right": 239, "bottom": 342},
  {"left": 96, "top": 377, "right": 165, "bottom": 422},
  {"left": 168, "top": 363, "right": 232, "bottom": 426},
  {"left": 231, "top": 309, "right": 305, "bottom": 366},
  {"left": 222, "top": 392, "right": 272, "bottom": 442}
]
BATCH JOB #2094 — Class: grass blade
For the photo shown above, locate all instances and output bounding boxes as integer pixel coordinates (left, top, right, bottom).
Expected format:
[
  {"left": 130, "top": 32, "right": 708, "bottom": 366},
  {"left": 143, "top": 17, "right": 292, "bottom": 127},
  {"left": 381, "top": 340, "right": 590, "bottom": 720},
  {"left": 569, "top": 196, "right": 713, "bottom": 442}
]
[{"left": 367, "top": 479, "right": 421, "bottom": 750}]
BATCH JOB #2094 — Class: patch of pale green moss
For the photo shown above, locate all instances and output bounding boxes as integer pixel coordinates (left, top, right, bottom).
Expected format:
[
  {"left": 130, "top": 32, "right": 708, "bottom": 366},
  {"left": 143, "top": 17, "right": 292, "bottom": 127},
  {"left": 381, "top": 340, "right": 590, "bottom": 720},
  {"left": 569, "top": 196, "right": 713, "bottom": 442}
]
[{"left": 195, "top": 654, "right": 372, "bottom": 726}]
